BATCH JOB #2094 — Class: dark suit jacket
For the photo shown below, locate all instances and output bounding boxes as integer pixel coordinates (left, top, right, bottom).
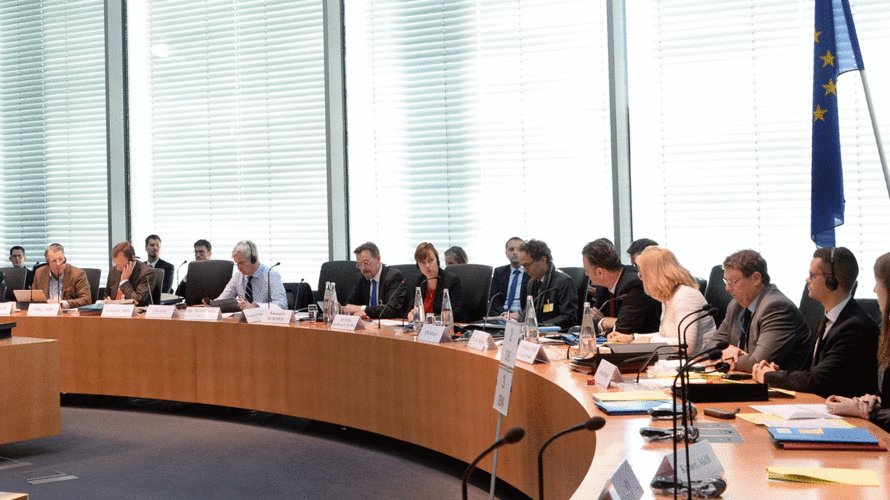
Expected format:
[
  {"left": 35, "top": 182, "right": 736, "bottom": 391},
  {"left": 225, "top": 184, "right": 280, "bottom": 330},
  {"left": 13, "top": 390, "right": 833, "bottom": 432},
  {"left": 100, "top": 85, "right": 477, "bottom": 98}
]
[
  {"left": 593, "top": 265, "right": 661, "bottom": 334},
  {"left": 150, "top": 258, "right": 176, "bottom": 294},
  {"left": 32, "top": 264, "right": 92, "bottom": 307},
  {"left": 527, "top": 263, "right": 577, "bottom": 331},
  {"left": 105, "top": 260, "right": 154, "bottom": 306},
  {"left": 871, "top": 367, "right": 890, "bottom": 433},
  {"left": 706, "top": 284, "right": 813, "bottom": 372},
  {"left": 405, "top": 268, "right": 465, "bottom": 323},
  {"left": 764, "top": 298, "right": 878, "bottom": 398},
  {"left": 346, "top": 264, "right": 406, "bottom": 319},
  {"left": 488, "top": 265, "right": 529, "bottom": 316}
]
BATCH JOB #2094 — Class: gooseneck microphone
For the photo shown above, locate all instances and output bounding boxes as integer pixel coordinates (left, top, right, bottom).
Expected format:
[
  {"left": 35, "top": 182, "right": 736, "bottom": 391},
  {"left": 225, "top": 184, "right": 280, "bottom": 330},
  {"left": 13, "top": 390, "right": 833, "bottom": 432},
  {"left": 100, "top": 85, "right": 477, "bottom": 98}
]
[
  {"left": 267, "top": 262, "right": 280, "bottom": 308},
  {"left": 378, "top": 280, "right": 405, "bottom": 329},
  {"left": 461, "top": 427, "right": 525, "bottom": 500},
  {"left": 681, "top": 306, "right": 719, "bottom": 355},
  {"left": 176, "top": 260, "right": 188, "bottom": 287},
  {"left": 483, "top": 291, "right": 503, "bottom": 331},
  {"left": 633, "top": 343, "right": 683, "bottom": 382},
  {"left": 537, "top": 417, "right": 605, "bottom": 500}
]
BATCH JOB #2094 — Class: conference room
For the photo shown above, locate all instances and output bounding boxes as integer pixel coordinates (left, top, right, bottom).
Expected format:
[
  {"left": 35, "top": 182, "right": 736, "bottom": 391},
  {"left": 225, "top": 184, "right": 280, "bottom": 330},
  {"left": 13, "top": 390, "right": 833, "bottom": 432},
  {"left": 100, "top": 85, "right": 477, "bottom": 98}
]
[{"left": 1, "top": 0, "right": 890, "bottom": 499}]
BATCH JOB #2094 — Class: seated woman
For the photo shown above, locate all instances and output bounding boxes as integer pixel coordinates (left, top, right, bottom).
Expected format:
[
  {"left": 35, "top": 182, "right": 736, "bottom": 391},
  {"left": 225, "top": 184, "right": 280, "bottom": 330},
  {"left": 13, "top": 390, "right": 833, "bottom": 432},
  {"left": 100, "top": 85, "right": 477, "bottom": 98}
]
[
  {"left": 444, "top": 246, "right": 468, "bottom": 267},
  {"left": 608, "top": 246, "right": 715, "bottom": 354},
  {"left": 406, "top": 242, "right": 465, "bottom": 323},
  {"left": 826, "top": 252, "right": 890, "bottom": 432}
]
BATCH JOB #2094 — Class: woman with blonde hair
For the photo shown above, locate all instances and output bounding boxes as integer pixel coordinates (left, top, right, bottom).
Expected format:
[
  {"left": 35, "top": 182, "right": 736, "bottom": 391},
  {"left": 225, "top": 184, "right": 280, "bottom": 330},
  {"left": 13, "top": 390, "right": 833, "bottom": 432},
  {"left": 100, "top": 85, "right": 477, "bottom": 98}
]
[{"left": 609, "top": 246, "right": 715, "bottom": 353}]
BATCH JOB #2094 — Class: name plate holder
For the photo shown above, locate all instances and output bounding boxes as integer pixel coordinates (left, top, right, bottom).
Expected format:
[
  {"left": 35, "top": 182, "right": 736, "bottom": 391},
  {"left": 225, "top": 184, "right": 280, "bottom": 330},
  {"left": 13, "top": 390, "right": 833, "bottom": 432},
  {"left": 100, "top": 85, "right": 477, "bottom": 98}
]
[
  {"left": 467, "top": 330, "right": 497, "bottom": 351},
  {"left": 145, "top": 305, "right": 180, "bottom": 319},
  {"left": 241, "top": 307, "right": 266, "bottom": 324},
  {"left": 492, "top": 365, "right": 514, "bottom": 416},
  {"left": 0, "top": 302, "right": 15, "bottom": 316},
  {"left": 594, "top": 358, "right": 624, "bottom": 388},
  {"left": 330, "top": 314, "right": 365, "bottom": 332},
  {"left": 28, "top": 303, "right": 61, "bottom": 317},
  {"left": 599, "top": 460, "right": 644, "bottom": 500},
  {"left": 417, "top": 324, "right": 451, "bottom": 344},
  {"left": 654, "top": 440, "right": 724, "bottom": 482},
  {"left": 101, "top": 304, "right": 137, "bottom": 318},
  {"left": 515, "top": 340, "right": 550, "bottom": 364},
  {"left": 261, "top": 309, "right": 296, "bottom": 325},
  {"left": 498, "top": 321, "right": 523, "bottom": 368},
  {"left": 184, "top": 307, "right": 222, "bottom": 322}
]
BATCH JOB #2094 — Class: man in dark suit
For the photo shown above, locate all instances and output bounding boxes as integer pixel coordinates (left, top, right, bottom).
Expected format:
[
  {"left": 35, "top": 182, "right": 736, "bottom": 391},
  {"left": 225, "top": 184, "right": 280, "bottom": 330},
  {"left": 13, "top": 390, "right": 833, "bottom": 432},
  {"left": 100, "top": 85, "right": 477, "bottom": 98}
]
[
  {"left": 8, "top": 245, "right": 35, "bottom": 289},
  {"left": 519, "top": 239, "right": 577, "bottom": 330},
  {"left": 344, "top": 242, "right": 405, "bottom": 319},
  {"left": 488, "top": 236, "right": 530, "bottom": 319},
  {"left": 754, "top": 247, "right": 879, "bottom": 398},
  {"left": 145, "top": 234, "right": 175, "bottom": 294},
  {"left": 705, "top": 250, "right": 812, "bottom": 372},
  {"left": 105, "top": 241, "right": 154, "bottom": 306},
  {"left": 583, "top": 238, "right": 661, "bottom": 335}
]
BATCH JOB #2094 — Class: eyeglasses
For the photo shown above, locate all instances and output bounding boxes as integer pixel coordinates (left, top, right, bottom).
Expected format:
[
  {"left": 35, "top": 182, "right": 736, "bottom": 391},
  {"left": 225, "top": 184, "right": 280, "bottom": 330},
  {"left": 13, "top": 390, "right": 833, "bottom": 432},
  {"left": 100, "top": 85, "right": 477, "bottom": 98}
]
[
  {"left": 520, "top": 260, "right": 535, "bottom": 271},
  {"left": 355, "top": 260, "right": 376, "bottom": 269},
  {"left": 723, "top": 275, "right": 749, "bottom": 286}
]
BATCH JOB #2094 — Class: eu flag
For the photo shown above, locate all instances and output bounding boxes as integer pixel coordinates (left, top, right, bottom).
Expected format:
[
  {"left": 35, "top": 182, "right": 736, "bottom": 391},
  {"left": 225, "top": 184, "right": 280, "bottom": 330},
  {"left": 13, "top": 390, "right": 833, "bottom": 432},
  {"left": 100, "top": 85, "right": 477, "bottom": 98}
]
[{"left": 811, "top": 0, "right": 864, "bottom": 247}]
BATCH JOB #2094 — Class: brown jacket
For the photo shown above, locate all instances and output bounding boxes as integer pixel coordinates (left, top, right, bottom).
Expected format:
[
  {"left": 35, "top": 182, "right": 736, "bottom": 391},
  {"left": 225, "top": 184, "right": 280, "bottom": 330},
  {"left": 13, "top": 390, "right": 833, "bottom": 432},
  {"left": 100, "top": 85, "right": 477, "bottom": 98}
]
[{"left": 31, "top": 264, "right": 92, "bottom": 308}]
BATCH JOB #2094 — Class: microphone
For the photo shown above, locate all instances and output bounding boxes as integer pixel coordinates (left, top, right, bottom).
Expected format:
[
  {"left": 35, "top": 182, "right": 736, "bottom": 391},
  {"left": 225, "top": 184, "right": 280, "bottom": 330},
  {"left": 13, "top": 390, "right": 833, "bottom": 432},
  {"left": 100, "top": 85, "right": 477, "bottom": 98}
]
[
  {"left": 378, "top": 280, "right": 406, "bottom": 329},
  {"left": 461, "top": 427, "right": 525, "bottom": 500},
  {"left": 634, "top": 344, "right": 683, "bottom": 382},
  {"left": 267, "top": 262, "right": 280, "bottom": 309},
  {"left": 681, "top": 306, "right": 719, "bottom": 355},
  {"left": 176, "top": 259, "right": 188, "bottom": 287},
  {"left": 537, "top": 417, "right": 604, "bottom": 500},
  {"left": 295, "top": 278, "right": 305, "bottom": 312},
  {"left": 483, "top": 291, "right": 503, "bottom": 331},
  {"left": 591, "top": 292, "right": 628, "bottom": 335}
]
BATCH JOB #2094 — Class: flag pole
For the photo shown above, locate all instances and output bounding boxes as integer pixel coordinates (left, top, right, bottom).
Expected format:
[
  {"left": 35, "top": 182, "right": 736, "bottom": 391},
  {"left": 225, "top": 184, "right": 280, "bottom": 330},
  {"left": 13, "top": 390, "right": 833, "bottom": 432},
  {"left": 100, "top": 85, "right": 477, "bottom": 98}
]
[{"left": 858, "top": 69, "right": 890, "bottom": 199}]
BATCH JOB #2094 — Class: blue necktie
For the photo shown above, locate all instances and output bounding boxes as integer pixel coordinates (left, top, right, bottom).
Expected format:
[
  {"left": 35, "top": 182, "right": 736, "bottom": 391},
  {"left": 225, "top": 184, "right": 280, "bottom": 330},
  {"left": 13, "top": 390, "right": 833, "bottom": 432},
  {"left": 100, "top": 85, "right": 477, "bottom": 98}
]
[
  {"left": 739, "top": 309, "right": 752, "bottom": 351},
  {"left": 505, "top": 270, "right": 520, "bottom": 311},
  {"left": 370, "top": 279, "right": 378, "bottom": 307}
]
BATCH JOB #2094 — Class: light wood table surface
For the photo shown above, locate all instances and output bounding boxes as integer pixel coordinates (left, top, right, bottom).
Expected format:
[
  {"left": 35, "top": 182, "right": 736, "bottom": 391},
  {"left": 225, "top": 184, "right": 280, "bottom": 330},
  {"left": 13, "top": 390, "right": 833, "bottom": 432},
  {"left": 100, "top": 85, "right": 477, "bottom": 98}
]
[{"left": 0, "top": 330, "right": 59, "bottom": 445}]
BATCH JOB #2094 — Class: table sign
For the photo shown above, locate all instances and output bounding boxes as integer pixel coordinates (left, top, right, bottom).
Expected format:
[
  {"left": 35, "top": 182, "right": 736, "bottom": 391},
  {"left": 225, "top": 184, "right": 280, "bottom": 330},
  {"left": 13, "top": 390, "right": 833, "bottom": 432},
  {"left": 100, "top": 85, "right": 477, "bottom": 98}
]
[
  {"left": 597, "top": 460, "right": 643, "bottom": 500},
  {"left": 241, "top": 307, "right": 266, "bottom": 324},
  {"left": 492, "top": 365, "right": 514, "bottom": 416},
  {"left": 101, "top": 304, "right": 136, "bottom": 318},
  {"left": 0, "top": 302, "right": 15, "bottom": 315},
  {"left": 594, "top": 358, "right": 624, "bottom": 388},
  {"left": 514, "top": 340, "right": 550, "bottom": 364},
  {"left": 417, "top": 324, "right": 451, "bottom": 344},
  {"left": 145, "top": 305, "right": 180, "bottom": 319},
  {"left": 654, "top": 440, "right": 724, "bottom": 482},
  {"left": 331, "top": 314, "right": 366, "bottom": 332},
  {"left": 499, "top": 321, "right": 523, "bottom": 368},
  {"left": 28, "top": 303, "right": 61, "bottom": 317},
  {"left": 467, "top": 330, "right": 497, "bottom": 351},
  {"left": 261, "top": 309, "right": 296, "bottom": 325},
  {"left": 184, "top": 307, "right": 222, "bottom": 322}
]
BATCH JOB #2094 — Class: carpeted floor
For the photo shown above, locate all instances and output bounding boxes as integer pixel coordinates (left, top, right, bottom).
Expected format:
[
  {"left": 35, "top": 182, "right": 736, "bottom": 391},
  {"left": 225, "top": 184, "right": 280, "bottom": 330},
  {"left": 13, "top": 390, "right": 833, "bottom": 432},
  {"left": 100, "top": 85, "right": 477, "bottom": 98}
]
[{"left": 0, "top": 396, "right": 530, "bottom": 500}]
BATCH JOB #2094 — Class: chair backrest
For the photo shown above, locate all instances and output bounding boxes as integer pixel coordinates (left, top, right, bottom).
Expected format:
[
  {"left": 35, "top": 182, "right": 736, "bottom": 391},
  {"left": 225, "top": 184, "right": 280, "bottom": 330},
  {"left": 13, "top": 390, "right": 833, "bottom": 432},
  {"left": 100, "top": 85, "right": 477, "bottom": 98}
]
[
  {"left": 857, "top": 298, "right": 882, "bottom": 329},
  {"left": 151, "top": 268, "right": 165, "bottom": 305},
  {"left": 283, "top": 282, "right": 313, "bottom": 311},
  {"left": 82, "top": 268, "right": 102, "bottom": 304},
  {"left": 185, "top": 260, "right": 235, "bottom": 305},
  {"left": 559, "top": 266, "right": 591, "bottom": 324},
  {"left": 390, "top": 264, "right": 422, "bottom": 294},
  {"left": 0, "top": 267, "right": 27, "bottom": 302},
  {"left": 799, "top": 284, "right": 826, "bottom": 336},
  {"left": 445, "top": 264, "right": 493, "bottom": 323},
  {"left": 695, "top": 277, "right": 707, "bottom": 295},
  {"left": 704, "top": 265, "right": 733, "bottom": 327},
  {"left": 315, "top": 260, "right": 363, "bottom": 304}
]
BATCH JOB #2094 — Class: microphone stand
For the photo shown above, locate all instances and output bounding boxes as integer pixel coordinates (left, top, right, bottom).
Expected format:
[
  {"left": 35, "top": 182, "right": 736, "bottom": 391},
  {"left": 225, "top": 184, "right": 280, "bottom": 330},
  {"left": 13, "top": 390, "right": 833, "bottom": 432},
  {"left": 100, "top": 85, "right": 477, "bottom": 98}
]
[
  {"left": 267, "top": 262, "right": 281, "bottom": 309},
  {"left": 461, "top": 427, "right": 525, "bottom": 500},
  {"left": 537, "top": 417, "right": 605, "bottom": 500},
  {"left": 378, "top": 280, "right": 405, "bottom": 329},
  {"left": 482, "top": 291, "right": 503, "bottom": 335},
  {"left": 176, "top": 260, "right": 187, "bottom": 288}
]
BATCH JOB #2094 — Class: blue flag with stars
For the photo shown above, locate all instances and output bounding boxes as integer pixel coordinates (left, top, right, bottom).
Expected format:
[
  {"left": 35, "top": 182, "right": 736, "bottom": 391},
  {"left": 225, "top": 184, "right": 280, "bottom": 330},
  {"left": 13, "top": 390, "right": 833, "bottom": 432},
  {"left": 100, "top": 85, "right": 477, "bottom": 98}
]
[{"left": 811, "top": 0, "right": 864, "bottom": 248}]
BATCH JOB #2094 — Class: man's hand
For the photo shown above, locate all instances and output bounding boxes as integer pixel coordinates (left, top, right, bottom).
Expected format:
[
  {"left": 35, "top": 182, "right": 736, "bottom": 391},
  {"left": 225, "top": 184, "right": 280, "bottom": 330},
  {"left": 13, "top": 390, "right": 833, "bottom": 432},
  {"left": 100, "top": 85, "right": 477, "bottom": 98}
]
[
  {"left": 121, "top": 260, "right": 135, "bottom": 280},
  {"left": 720, "top": 345, "right": 746, "bottom": 371},
  {"left": 752, "top": 360, "right": 779, "bottom": 383},
  {"left": 607, "top": 332, "right": 634, "bottom": 343},
  {"left": 589, "top": 306, "right": 605, "bottom": 322}
]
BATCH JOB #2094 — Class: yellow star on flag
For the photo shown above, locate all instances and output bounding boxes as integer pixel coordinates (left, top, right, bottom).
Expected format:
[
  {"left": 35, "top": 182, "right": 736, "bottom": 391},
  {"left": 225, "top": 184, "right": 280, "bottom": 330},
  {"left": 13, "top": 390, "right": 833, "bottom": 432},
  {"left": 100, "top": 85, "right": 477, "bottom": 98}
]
[
  {"left": 822, "top": 79, "right": 837, "bottom": 96},
  {"left": 820, "top": 50, "right": 835, "bottom": 67},
  {"left": 814, "top": 30, "right": 822, "bottom": 43},
  {"left": 813, "top": 105, "right": 828, "bottom": 122}
]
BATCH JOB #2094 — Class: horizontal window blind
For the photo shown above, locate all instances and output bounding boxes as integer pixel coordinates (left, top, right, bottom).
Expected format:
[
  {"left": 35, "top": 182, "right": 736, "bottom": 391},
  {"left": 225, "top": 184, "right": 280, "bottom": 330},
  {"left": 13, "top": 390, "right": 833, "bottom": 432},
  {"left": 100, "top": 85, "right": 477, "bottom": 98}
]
[
  {"left": 0, "top": 0, "right": 109, "bottom": 273},
  {"left": 127, "top": 0, "right": 329, "bottom": 284}
]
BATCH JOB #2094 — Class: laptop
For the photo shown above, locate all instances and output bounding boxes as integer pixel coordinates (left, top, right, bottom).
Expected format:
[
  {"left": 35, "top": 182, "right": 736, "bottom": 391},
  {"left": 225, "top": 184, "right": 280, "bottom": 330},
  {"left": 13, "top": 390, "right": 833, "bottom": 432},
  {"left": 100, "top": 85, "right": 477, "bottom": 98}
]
[{"left": 14, "top": 289, "right": 48, "bottom": 303}]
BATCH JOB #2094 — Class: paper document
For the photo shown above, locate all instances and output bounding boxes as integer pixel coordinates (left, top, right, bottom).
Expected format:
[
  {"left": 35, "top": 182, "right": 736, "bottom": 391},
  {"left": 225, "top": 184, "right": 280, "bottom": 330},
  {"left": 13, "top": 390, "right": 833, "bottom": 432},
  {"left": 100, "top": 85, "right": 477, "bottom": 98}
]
[
  {"left": 593, "top": 390, "right": 671, "bottom": 402},
  {"left": 767, "top": 467, "right": 879, "bottom": 486},
  {"left": 750, "top": 404, "right": 834, "bottom": 420}
]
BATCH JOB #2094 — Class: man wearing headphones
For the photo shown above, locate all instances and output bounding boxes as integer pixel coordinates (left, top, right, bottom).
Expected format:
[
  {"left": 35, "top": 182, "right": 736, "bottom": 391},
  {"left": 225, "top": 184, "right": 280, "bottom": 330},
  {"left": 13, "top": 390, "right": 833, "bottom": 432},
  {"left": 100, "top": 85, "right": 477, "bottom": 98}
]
[
  {"left": 105, "top": 241, "right": 155, "bottom": 306},
  {"left": 215, "top": 240, "right": 287, "bottom": 309},
  {"left": 753, "top": 247, "right": 880, "bottom": 398},
  {"left": 31, "top": 243, "right": 92, "bottom": 308}
]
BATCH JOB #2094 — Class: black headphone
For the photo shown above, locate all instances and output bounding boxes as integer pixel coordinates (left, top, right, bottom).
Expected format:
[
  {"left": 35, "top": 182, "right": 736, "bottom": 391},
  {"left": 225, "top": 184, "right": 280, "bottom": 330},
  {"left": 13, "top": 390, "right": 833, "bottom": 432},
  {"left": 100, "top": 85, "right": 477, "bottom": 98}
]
[
  {"left": 825, "top": 247, "right": 839, "bottom": 291},
  {"left": 247, "top": 241, "right": 258, "bottom": 264}
]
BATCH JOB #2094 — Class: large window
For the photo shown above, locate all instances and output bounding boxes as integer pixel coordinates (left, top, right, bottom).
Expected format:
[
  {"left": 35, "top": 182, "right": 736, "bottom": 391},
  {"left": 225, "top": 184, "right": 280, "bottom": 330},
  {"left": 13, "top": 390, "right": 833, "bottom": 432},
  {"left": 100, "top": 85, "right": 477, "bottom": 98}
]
[
  {"left": 628, "top": 0, "right": 890, "bottom": 297},
  {"left": 0, "top": 0, "right": 109, "bottom": 271},
  {"left": 345, "top": 1, "right": 612, "bottom": 268},
  {"left": 127, "top": 0, "right": 329, "bottom": 283}
]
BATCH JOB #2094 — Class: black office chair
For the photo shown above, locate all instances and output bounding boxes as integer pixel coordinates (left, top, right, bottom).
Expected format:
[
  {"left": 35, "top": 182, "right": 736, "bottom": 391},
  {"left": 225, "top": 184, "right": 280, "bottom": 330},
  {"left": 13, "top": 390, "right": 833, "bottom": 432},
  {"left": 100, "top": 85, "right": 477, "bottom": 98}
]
[
  {"left": 704, "top": 265, "right": 733, "bottom": 327},
  {"left": 858, "top": 298, "right": 882, "bottom": 328},
  {"left": 560, "top": 266, "right": 591, "bottom": 324},
  {"left": 151, "top": 268, "right": 165, "bottom": 305},
  {"left": 0, "top": 267, "right": 27, "bottom": 302},
  {"left": 798, "top": 284, "right": 825, "bottom": 336},
  {"left": 283, "top": 282, "right": 313, "bottom": 311},
  {"left": 695, "top": 277, "right": 707, "bottom": 295},
  {"left": 314, "top": 260, "right": 363, "bottom": 304},
  {"left": 444, "top": 263, "right": 492, "bottom": 323},
  {"left": 390, "top": 263, "right": 422, "bottom": 295},
  {"left": 82, "top": 268, "right": 102, "bottom": 304},
  {"left": 185, "top": 260, "right": 235, "bottom": 305}
]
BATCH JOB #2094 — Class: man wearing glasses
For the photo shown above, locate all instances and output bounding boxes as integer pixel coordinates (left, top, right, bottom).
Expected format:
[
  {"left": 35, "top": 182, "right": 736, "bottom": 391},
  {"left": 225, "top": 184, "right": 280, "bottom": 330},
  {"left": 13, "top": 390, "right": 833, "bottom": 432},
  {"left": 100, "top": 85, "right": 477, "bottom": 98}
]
[
  {"left": 519, "top": 239, "right": 578, "bottom": 331},
  {"left": 31, "top": 243, "right": 92, "bottom": 308},
  {"left": 344, "top": 242, "right": 405, "bottom": 319},
  {"left": 174, "top": 239, "right": 213, "bottom": 297},
  {"left": 704, "top": 249, "right": 811, "bottom": 372}
]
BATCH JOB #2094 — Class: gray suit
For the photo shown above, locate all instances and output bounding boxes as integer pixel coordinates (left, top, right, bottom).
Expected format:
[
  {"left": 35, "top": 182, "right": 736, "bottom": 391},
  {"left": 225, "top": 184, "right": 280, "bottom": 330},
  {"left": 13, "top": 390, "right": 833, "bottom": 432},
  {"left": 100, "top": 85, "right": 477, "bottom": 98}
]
[{"left": 705, "top": 284, "right": 813, "bottom": 372}]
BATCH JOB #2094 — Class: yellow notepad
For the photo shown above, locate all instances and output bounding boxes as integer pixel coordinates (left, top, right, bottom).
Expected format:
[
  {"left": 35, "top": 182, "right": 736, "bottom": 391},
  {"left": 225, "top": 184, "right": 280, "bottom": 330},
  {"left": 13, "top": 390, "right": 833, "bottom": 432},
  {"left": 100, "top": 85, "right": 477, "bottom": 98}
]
[
  {"left": 593, "top": 390, "right": 671, "bottom": 402},
  {"left": 767, "top": 467, "right": 879, "bottom": 486}
]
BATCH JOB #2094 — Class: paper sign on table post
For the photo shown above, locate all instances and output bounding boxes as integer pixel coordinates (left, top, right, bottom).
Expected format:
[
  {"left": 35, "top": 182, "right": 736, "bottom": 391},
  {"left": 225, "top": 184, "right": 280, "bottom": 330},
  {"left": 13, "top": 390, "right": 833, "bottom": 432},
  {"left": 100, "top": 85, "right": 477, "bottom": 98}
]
[
  {"left": 184, "top": 307, "right": 222, "bottom": 322},
  {"left": 261, "top": 309, "right": 296, "bottom": 325},
  {"left": 28, "top": 303, "right": 61, "bottom": 317},
  {"left": 0, "top": 302, "right": 15, "bottom": 315},
  {"left": 499, "top": 321, "right": 523, "bottom": 368},
  {"left": 654, "top": 440, "right": 724, "bottom": 482},
  {"left": 467, "top": 330, "right": 497, "bottom": 351},
  {"left": 514, "top": 340, "right": 550, "bottom": 364},
  {"left": 493, "top": 366, "right": 514, "bottom": 416},
  {"left": 330, "top": 314, "right": 366, "bottom": 332},
  {"left": 598, "top": 460, "right": 644, "bottom": 500},
  {"left": 241, "top": 307, "right": 265, "bottom": 323},
  {"left": 417, "top": 324, "right": 451, "bottom": 343},
  {"left": 145, "top": 305, "right": 179, "bottom": 319},
  {"left": 101, "top": 304, "right": 136, "bottom": 318},
  {"left": 594, "top": 359, "right": 624, "bottom": 388}
]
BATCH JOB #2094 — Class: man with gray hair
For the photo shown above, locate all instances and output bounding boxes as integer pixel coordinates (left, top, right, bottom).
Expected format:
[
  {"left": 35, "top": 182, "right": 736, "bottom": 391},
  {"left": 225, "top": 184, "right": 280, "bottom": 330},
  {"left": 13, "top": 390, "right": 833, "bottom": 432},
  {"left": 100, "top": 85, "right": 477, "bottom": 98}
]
[
  {"left": 31, "top": 243, "right": 92, "bottom": 308},
  {"left": 215, "top": 240, "right": 286, "bottom": 309}
]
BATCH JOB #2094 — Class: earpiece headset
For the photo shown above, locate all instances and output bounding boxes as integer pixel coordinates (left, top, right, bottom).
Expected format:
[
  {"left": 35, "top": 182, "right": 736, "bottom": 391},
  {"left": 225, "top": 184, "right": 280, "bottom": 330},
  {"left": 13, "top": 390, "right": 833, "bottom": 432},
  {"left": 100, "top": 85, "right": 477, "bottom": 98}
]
[
  {"left": 825, "top": 247, "right": 839, "bottom": 291},
  {"left": 248, "top": 241, "right": 258, "bottom": 264}
]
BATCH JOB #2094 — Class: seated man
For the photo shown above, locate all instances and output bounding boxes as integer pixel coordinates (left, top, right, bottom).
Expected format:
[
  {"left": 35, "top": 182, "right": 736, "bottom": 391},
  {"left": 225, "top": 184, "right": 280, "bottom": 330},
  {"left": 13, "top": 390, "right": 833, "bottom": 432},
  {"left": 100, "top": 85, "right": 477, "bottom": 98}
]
[
  {"left": 105, "top": 241, "right": 154, "bottom": 306},
  {"left": 518, "top": 239, "right": 577, "bottom": 330},
  {"left": 753, "top": 247, "right": 879, "bottom": 398},
  {"left": 344, "top": 242, "right": 405, "bottom": 319},
  {"left": 31, "top": 243, "right": 92, "bottom": 308},
  {"left": 216, "top": 240, "right": 287, "bottom": 309},
  {"left": 144, "top": 234, "right": 176, "bottom": 294},
  {"left": 583, "top": 238, "right": 661, "bottom": 335},
  {"left": 704, "top": 250, "right": 812, "bottom": 372},
  {"left": 9, "top": 245, "right": 35, "bottom": 289},
  {"left": 489, "top": 236, "right": 530, "bottom": 319},
  {"left": 174, "top": 239, "right": 212, "bottom": 297}
]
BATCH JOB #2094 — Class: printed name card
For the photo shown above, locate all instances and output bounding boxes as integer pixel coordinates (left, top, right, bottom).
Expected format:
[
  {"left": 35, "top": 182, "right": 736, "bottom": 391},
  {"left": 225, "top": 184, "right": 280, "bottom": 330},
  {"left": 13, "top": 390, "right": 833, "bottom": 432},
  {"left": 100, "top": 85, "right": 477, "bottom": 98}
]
[
  {"left": 331, "top": 314, "right": 365, "bottom": 332},
  {"left": 184, "top": 307, "right": 222, "bottom": 322},
  {"left": 514, "top": 340, "right": 550, "bottom": 364},
  {"left": 145, "top": 305, "right": 179, "bottom": 319},
  {"left": 598, "top": 460, "right": 644, "bottom": 500},
  {"left": 492, "top": 365, "right": 515, "bottom": 416},
  {"left": 261, "top": 309, "right": 295, "bottom": 325},
  {"left": 594, "top": 358, "right": 624, "bottom": 388},
  {"left": 467, "top": 330, "right": 497, "bottom": 351},
  {"left": 655, "top": 440, "right": 724, "bottom": 482},
  {"left": 242, "top": 307, "right": 266, "bottom": 324},
  {"left": 0, "top": 302, "right": 15, "bottom": 315},
  {"left": 417, "top": 324, "right": 452, "bottom": 344},
  {"left": 101, "top": 304, "right": 136, "bottom": 318},
  {"left": 499, "top": 321, "right": 523, "bottom": 368},
  {"left": 28, "top": 303, "right": 61, "bottom": 317}
]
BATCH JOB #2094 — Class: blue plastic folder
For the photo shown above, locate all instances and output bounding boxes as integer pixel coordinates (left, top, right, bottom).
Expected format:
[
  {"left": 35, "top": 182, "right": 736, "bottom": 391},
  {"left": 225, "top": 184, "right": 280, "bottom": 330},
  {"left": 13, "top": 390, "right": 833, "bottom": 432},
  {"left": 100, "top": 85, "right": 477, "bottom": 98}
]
[
  {"left": 594, "top": 400, "right": 665, "bottom": 416},
  {"left": 767, "top": 427, "right": 884, "bottom": 450}
]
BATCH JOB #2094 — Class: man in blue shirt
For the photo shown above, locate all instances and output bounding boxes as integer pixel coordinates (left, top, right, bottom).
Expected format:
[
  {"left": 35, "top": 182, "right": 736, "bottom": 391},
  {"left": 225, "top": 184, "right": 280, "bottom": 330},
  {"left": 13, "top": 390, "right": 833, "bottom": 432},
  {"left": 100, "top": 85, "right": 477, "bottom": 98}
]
[{"left": 216, "top": 240, "right": 287, "bottom": 310}]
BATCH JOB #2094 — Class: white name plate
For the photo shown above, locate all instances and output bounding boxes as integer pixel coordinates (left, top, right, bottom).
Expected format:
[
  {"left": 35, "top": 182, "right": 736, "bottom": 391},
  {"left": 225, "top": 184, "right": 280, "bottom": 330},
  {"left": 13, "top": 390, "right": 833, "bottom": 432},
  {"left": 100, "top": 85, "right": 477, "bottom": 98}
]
[
  {"left": 417, "top": 324, "right": 451, "bottom": 344},
  {"left": 493, "top": 365, "right": 515, "bottom": 417},
  {"left": 101, "top": 304, "right": 136, "bottom": 318},
  {"left": 242, "top": 307, "right": 266, "bottom": 324},
  {"left": 594, "top": 358, "right": 624, "bottom": 388},
  {"left": 145, "top": 305, "right": 179, "bottom": 319},
  {"left": 28, "top": 303, "right": 61, "bottom": 317},
  {"left": 499, "top": 321, "right": 523, "bottom": 368},
  {"left": 601, "top": 459, "right": 644, "bottom": 500},
  {"left": 515, "top": 340, "right": 550, "bottom": 364},
  {"left": 184, "top": 307, "right": 222, "bottom": 322},
  {"left": 0, "top": 302, "right": 15, "bottom": 315},
  {"left": 467, "top": 330, "right": 497, "bottom": 351},
  {"left": 655, "top": 440, "right": 724, "bottom": 482},
  {"left": 330, "top": 314, "right": 365, "bottom": 332},
  {"left": 261, "top": 309, "right": 295, "bottom": 325}
]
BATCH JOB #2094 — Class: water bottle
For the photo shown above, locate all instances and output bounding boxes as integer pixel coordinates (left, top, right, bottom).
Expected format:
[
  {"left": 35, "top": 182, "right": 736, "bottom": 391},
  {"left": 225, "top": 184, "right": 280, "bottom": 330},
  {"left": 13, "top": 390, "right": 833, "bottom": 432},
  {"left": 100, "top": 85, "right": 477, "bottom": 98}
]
[
  {"left": 441, "top": 288, "right": 454, "bottom": 333},
  {"left": 413, "top": 286, "right": 424, "bottom": 334},
  {"left": 523, "top": 294, "right": 538, "bottom": 342},
  {"left": 578, "top": 301, "right": 596, "bottom": 355},
  {"left": 331, "top": 287, "right": 340, "bottom": 318},
  {"left": 323, "top": 282, "right": 333, "bottom": 325}
]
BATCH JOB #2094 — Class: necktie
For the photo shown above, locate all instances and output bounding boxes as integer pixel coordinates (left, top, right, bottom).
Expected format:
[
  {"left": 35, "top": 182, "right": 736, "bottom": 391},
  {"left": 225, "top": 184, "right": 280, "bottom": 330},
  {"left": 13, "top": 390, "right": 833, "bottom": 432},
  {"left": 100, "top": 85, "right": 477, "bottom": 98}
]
[
  {"left": 739, "top": 309, "right": 752, "bottom": 351},
  {"left": 607, "top": 291, "right": 616, "bottom": 317},
  {"left": 370, "top": 279, "right": 378, "bottom": 307},
  {"left": 811, "top": 316, "right": 830, "bottom": 367},
  {"left": 246, "top": 276, "right": 254, "bottom": 304},
  {"left": 505, "top": 269, "right": 520, "bottom": 311}
]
